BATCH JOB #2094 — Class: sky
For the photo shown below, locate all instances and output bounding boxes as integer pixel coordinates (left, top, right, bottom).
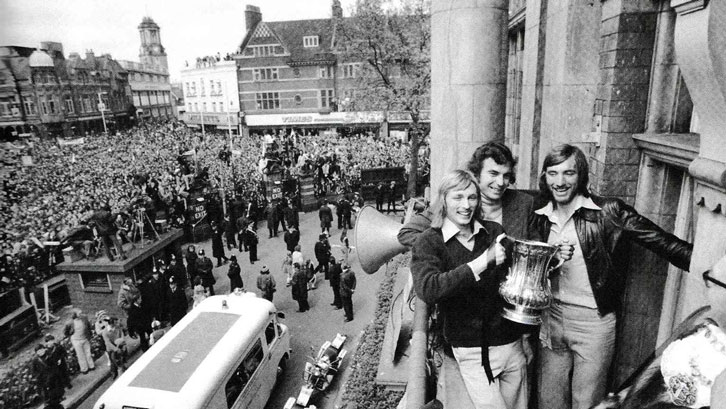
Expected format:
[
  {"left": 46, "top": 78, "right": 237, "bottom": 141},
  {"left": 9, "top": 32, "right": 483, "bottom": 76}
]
[{"left": 0, "top": 0, "right": 356, "bottom": 81}]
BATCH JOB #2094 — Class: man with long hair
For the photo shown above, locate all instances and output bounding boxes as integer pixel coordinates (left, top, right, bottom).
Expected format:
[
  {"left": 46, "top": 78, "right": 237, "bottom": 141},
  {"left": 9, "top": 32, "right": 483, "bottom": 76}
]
[{"left": 529, "top": 144, "right": 693, "bottom": 409}]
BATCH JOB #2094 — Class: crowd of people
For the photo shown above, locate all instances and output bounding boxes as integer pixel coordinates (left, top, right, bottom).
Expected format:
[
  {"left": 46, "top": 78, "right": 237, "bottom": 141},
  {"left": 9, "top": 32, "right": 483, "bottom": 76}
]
[{"left": 0, "top": 119, "right": 428, "bottom": 296}]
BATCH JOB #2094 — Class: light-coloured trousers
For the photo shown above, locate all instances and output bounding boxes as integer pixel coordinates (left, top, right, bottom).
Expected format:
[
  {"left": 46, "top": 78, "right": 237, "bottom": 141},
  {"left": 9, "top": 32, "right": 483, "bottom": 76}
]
[
  {"left": 537, "top": 301, "right": 616, "bottom": 409},
  {"left": 452, "top": 339, "right": 528, "bottom": 409},
  {"left": 71, "top": 337, "right": 95, "bottom": 372}
]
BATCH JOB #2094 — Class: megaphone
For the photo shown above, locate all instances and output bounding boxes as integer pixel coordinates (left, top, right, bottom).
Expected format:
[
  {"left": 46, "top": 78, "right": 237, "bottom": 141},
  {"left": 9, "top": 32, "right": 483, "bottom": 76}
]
[{"left": 354, "top": 206, "right": 408, "bottom": 274}]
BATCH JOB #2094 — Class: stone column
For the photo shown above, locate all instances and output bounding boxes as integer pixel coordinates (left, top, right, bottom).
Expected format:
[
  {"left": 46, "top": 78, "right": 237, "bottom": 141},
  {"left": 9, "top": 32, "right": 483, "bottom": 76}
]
[
  {"left": 670, "top": 0, "right": 726, "bottom": 327},
  {"left": 430, "top": 0, "right": 509, "bottom": 194}
]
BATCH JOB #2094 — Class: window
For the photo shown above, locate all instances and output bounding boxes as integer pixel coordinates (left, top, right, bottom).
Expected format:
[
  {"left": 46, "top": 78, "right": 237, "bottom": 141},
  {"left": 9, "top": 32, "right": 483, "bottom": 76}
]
[
  {"left": 188, "top": 103, "right": 192, "bottom": 112},
  {"left": 191, "top": 82, "right": 197, "bottom": 95},
  {"left": 0, "top": 102, "right": 9, "bottom": 117},
  {"left": 80, "top": 273, "right": 112, "bottom": 291},
  {"left": 253, "top": 68, "right": 279, "bottom": 81},
  {"left": 212, "top": 102, "right": 217, "bottom": 112},
  {"left": 342, "top": 63, "right": 360, "bottom": 78},
  {"left": 320, "top": 89, "right": 334, "bottom": 109},
  {"left": 303, "top": 36, "right": 319, "bottom": 48},
  {"left": 256, "top": 92, "right": 280, "bottom": 110},
  {"left": 265, "top": 321, "right": 276, "bottom": 344},
  {"left": 294, "top": 94, "right": 303, "bottom": 105},
  {"left": 319, "top": 66, "right": 333, "bottom": 79},
  {"left": 293, "top": 67, "right": 300, "bottom": 78},
  {"left": 225, "top": 339, "right": 264, "bottom": 408},
  {"left": 217, "top": 81, "right": 223, "bottom": 95},
  {"left": 210, "top": 80, "right": 215, "bottom": 95},
  {"left": 203, "top": 102, "right": 207, "bottom": 112},
  {"left": 133, "top": 95, "right": 141, "bottom": 107},
  {"left": 200, "top": 78, "right": 205, "bottom": 96},
  {"left": 194, "top": 102, "right": 198, "bottom": 112},
  {"left": 24, "top": 100, "right": 36, "bottom": 115},
  {"left": 49, "top": 98, "right": 57, "bottom": 114},
  {"left": 65, "top": 96, "right": 74, "bottom": 113},
  {"left": 252, "top": 45, "right": 278, "bottom": 57},
  {"left": 41, "top": 100, "right": 49, "bottom": 115}
]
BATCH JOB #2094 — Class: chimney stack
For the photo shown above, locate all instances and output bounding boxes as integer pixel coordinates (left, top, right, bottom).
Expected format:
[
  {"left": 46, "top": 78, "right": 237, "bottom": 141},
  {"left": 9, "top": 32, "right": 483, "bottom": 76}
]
[{"left": 245, "top": 5, "right": 262, "bottom": 32}]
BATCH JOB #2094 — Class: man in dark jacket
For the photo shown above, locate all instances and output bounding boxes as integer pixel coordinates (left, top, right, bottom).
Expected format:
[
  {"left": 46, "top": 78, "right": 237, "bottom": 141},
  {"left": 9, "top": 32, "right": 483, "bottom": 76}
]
[
  {"left": 291, "top": 263, "right": 309, "bottom": 312},
  {"left": 528, "top": 144, "right": 693, "bottom": 409},
  {"left": 284, "top": 226, "right": 300, "bottom": 253},
  {"left": 328, "top": 256, "right": 342, "bottom": 309},
  {"left": 266, "top": 202, "right": 278, "bottom": 238},
  {"left": 340, "top": 264, "right": 356, "bottom": 322},
  {"left": 284, "top": 202, "right": 300, "bottom": 230},
  {"left": 196, "top": 249, "right": 215, "bottom": 296},
  {"left": 168, "top": 256, "right": 188, "bottom": 289},
  {"left": 91, "top": 204, "right": 127, "bottom": 261},
  {"left": 314, "top": 234, "right": 331, "bottom": 278},
  {"left": 318, "top": 200, "right": 333, "bottom": 235},
  {"left": 167, "top": 276, "right": 188, "bottom": 326},
  {"left": 244, "top": 223, "right": 259, "bottom": 264}
]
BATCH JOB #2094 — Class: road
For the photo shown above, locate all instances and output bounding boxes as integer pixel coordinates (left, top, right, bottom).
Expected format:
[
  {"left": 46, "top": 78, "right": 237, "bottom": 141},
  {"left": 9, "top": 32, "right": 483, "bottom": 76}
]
[{"left": 80, "top": 205, "right": 393, "bottom": 409}]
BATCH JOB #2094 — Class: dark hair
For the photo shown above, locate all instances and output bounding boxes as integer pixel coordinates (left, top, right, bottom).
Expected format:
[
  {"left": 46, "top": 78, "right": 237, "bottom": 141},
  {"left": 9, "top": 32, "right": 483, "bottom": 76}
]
[
  {"left": 538, "top": 144, "right": 590, "bottom": 201},
  {"left": 466, "top": 141, "right": 517, "bottom": 184}
]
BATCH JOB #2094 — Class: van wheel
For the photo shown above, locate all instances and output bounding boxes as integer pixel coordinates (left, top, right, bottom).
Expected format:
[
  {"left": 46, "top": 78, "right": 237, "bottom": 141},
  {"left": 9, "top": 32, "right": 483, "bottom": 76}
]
[{"left": 276, "top": 357, "right": 287, "bottom": 384}]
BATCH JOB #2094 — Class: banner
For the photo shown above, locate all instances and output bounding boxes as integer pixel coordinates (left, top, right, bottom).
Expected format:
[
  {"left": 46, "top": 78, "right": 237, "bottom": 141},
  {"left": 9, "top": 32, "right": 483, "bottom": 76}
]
[{"left": 57, "top": 137, "right": 85, "bottom": 146}]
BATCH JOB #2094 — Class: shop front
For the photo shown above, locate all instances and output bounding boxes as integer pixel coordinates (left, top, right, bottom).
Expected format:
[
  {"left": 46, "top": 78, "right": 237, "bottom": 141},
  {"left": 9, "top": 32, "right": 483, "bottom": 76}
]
[{"left": 183, "top": 112, "right": 240, "bottom": 134}]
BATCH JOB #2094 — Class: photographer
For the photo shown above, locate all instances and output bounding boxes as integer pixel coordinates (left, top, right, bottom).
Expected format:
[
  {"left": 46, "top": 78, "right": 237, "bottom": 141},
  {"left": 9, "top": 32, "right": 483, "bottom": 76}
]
[{"left": 90, "top": 203, "right": 127, "bottom": 261}]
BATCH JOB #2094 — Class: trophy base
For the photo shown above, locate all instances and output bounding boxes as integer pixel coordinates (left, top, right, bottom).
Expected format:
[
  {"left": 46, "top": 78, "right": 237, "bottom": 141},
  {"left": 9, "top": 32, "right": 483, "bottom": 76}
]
[{"left": 501, "top": 306, "right": 542, "bottom": 325}]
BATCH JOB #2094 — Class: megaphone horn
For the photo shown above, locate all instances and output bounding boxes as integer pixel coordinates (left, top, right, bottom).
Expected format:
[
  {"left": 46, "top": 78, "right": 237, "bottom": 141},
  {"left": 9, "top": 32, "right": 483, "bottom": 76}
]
[{"left": 354, "top": 205, "right": 408, "bottom": 274}]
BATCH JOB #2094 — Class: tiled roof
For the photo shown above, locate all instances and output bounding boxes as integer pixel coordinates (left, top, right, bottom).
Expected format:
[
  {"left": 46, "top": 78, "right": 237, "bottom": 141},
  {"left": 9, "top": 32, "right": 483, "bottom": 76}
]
[{"left": 239, "top": 18, "right": 337, "bottom": 66}]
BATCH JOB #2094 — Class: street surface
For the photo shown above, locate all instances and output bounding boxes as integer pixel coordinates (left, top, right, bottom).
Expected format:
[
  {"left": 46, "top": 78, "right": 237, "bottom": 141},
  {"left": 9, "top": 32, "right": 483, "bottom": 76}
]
[{"left": 80, "top": 205, "right": 394, "bottom": 409}]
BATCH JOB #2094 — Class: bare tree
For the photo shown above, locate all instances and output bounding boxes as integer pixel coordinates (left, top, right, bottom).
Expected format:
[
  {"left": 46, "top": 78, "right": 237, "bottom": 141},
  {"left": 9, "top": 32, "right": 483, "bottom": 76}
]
[{"left": 335, "top": 0, "right": 430, "bottom": 198}]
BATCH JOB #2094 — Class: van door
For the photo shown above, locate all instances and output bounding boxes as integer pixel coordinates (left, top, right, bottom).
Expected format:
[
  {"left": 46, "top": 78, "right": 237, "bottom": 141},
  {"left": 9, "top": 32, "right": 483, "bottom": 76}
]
[{"left": 226, "top": 337, "right": 267, "bottom": 409}]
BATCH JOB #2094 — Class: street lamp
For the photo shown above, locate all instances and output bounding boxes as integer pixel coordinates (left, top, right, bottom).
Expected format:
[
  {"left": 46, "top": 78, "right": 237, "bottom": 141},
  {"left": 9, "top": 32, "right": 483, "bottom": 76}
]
[{"left": 97, "top": 91, "right": 108, "bottom": 134}]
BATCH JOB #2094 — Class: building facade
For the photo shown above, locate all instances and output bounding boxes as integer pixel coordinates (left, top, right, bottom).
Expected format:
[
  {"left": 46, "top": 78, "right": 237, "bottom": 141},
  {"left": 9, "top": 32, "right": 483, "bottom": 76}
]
[
  {"left": 232, "top": 4, "right": 425, "bottom": 136},
  {"left": 0, "top": 42, "right": 133, "bottom": 139},
  {"left": 117, "top": 16, "right": 173, "bottom": 120},
  {"left": 180, "top": 59, "right": 240, "bottom": 133}
]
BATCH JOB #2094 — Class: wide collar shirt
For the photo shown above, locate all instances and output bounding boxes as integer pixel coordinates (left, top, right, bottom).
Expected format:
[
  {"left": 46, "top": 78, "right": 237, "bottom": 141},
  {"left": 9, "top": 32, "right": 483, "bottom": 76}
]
[{"left": 535, "top": 195, "right": 601, "bottom": 308}]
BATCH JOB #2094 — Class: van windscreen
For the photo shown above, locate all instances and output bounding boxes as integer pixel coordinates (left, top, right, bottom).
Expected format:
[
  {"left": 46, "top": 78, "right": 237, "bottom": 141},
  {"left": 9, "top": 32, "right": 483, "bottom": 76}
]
[{"left": 129, "top": 312, "right": 240, "bottom": 392}]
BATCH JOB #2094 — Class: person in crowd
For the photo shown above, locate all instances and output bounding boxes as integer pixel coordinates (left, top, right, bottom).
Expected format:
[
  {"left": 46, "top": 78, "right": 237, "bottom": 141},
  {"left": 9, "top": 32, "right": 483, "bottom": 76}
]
[
  {"left": 227, "top": 255, "right": 243, "bottom": 292},
  {"left": 102, "top": 317, "right": 127, "bottom": 379},
  {"left": 31, "top": 343, "right": 64, "bottom": 408},
  {"left": 303, "top": 258, "right": 317, "bottom": 290},
  {"left": 196, "top": 248, "right": 215, "bottom": 296},
  {"left": 284, "top": 225, "right": 300, "bottom": 253},
  {"left": 192, "top": 276, "right": 207, "bottom": 308},
  {"left": 292, "top": 244, "right": 304, "bottom": 267},
  {"left": 528, "top": 144, "right": 693, "bottom": 409},
  {"left": 256, "top": 265, "right": 276, "bottom": 302},
  {"left": 117, "top": 277, "right": 140, "bottom": 321},
  {"left": 281, "top": 251, "right": 294, "bottom": 287},
  {"left": 410, "top": 169, "right": 529, "bottom": 409},
  {"left": 211, "top": 220, "right": 229, "bottom": 267},
  {"left": 63, "top": 309, "right": 95, "bottom": 374},
  {"left": 44, "top": 334, "right": 72, "bottom": 390},
  {"left": 245, "top": 222, "right": 259, "bottom": 264},
  {"left": 90, "top": 203, "right": 127, "bottom": 261},
  {"left": 149, "top": 319, "right": 165, "bottom": 346},
  {"left": 167, "top": 276, "right": 188, "bottom": 326},
  {"left": 387, "top": 181, "right": 398, "bottom": 213},
  {"left": 168, "top": 255, "right": 188, "bottom": 289},
  {"left": 140, "top": 268, "right": 168, "bottom": 322},
  {"left": 336, "top": 197, "right": 345, "bottom": 229},
  {"left": 291, "top": 262, "right": 309, "bottom": 312},
  {"left": 375, "top": 181, "right": 387, "bottom": 212},
  {"left": 314, "top": 233, "right": 331, "bottom": 279},
  {"left": 284, "top": 201, "right": 299, "bottom": 230},
  {"left": 275, "top": 199, "right": 288, "bottom": 233},
  {"left": 340, "top": 264, "right": 357, "bottom": 322},
  {"left": 319, "top": 200, "right": 333, "bottom": 235},
  {"left": 127, "top": 296, "right": 150, "bottom": 352},
  {"left": 236, "top": 212, "right": 249, "bottom": 252},
  {"left": 328, "top": 256, "right": 342, "bottom": 309},
  {"left": 185, "top": 245, "right": 198, "bottom": 283},
  {"left": 223, "top": 214, "right": 237, "bottom": 251},
  {"left": 266, "top": 201, "right": 278, "bottom": 238},
  {"left": 341, "top": 195, "right": 353, "bottom": 229}
]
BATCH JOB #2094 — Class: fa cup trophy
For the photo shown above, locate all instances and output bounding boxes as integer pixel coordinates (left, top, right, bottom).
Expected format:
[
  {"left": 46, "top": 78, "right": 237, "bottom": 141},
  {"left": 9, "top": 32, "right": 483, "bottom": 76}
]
[{"left": 499, "top": 239, "right": 561, "bottom": 325}]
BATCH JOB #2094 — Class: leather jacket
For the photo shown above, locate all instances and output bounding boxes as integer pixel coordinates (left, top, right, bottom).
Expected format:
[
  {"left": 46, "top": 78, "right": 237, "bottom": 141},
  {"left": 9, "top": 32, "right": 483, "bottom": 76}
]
[{"left": 528, "top": 194, "right": 692, "bottom": 315}]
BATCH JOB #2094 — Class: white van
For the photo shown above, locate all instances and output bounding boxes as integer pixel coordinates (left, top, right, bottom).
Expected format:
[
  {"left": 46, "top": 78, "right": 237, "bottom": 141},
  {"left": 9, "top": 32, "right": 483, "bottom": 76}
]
[{"left": 94, "top": 292, "right": 290, "bottom": 409}]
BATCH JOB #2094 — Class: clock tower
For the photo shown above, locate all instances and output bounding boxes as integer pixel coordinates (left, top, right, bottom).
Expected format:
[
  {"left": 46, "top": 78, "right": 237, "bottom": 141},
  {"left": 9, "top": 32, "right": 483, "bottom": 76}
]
[{"left": 138, "top": 16, "right": 168, "bottom": 73}]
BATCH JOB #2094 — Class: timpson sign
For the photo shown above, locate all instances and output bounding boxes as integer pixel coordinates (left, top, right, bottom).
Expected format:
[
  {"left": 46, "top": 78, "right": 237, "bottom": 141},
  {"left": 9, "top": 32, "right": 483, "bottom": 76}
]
[{"left": 246, "top": 111, "right": 430, "bottom": 127}]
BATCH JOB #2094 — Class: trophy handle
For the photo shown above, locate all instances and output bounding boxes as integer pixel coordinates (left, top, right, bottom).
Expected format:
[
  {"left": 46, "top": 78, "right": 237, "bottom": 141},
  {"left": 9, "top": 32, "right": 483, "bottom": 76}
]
[{"left": 546, "top": 249, "right": 565, "bottom": 275}]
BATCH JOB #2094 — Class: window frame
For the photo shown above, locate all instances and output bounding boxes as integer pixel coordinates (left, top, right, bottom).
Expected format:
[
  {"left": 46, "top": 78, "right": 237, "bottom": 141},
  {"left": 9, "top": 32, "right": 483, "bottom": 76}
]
[{"left": 303, "top": 36, "right": 319, "bottom": 48}]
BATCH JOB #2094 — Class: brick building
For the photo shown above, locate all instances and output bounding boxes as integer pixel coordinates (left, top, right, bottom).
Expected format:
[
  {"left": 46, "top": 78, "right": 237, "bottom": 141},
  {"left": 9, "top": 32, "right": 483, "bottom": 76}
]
[{"left": 0, "top": 42, "right": 133, "bottom": 139}]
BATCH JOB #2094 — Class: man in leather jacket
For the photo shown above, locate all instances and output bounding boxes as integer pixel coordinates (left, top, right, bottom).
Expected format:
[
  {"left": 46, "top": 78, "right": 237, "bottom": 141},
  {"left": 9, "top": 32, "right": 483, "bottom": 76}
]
[{"left": 527, "top": 144, "right": 693, "bottom": 409}]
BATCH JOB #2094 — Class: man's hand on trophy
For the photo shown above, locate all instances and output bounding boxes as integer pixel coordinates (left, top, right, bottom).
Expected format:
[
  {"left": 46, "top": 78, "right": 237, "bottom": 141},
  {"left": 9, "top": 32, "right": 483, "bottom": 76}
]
[
  {"left": 485, "top": 233, "right": 507, "bottom": 269},
  {"left": 554, "top": 238, "right": 574, "bottom": 262}
]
